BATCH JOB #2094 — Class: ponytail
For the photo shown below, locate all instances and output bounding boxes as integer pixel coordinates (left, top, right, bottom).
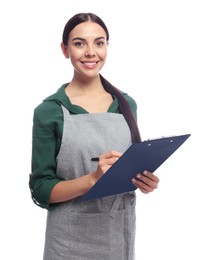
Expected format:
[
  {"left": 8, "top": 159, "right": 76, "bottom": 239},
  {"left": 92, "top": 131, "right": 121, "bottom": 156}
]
[{"left": 100, "top": 74, "right": 141, "bottom": 143}]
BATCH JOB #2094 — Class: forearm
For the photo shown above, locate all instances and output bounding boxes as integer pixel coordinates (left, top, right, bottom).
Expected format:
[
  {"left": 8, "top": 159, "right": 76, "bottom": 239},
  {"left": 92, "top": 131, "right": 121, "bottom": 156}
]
[
  {"left": 49, "top": 171, "right": 99, "bottom": 204},
  {"left": 49, "top": 150, "right": 122, "bottom": 204}
]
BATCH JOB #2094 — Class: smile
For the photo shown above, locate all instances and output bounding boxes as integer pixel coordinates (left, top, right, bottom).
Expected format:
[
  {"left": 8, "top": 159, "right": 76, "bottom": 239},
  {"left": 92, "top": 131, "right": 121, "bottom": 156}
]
[
  {"left": 81, "top": 61, "right": 99, "bottom": 68},
  {"left": 81, "top": 61, "right": 99, "bottom": 65}
]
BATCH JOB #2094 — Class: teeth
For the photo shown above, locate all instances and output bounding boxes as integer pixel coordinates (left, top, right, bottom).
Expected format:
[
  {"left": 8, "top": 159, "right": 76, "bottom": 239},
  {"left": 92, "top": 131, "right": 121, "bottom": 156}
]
[{"left": 83, "top": 62, "right": 96, "bottom": 65}]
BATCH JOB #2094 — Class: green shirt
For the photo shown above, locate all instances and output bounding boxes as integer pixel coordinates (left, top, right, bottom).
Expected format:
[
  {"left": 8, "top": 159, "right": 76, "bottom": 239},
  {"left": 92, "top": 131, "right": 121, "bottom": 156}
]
[{"left": 29, "top": 83, "right": 137, "bottom": 210}]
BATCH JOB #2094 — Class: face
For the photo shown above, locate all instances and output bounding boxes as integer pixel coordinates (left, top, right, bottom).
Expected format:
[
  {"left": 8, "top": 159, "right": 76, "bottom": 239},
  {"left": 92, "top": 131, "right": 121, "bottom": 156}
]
[{"left": 61, "top": 21, "right": 108, "bottom": 79}]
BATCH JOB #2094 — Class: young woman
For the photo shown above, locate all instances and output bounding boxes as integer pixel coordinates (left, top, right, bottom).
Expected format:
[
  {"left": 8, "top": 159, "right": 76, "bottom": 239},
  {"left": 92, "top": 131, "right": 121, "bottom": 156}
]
[{"left": 29, "top": 12, "right": 160, "bottom": 260}]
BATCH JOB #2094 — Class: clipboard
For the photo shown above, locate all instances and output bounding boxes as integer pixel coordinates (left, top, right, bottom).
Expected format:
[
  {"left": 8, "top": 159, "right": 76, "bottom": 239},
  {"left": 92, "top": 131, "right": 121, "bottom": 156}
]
[{"left": 80, "top": 134, "right": 191, "bottom": 201}]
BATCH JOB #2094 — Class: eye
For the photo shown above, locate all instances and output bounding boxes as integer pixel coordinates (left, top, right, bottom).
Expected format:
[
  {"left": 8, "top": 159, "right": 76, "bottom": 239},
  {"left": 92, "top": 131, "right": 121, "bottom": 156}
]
[
  {"left": 74, "top": 41, "right": 85, "bottom": 47},
  {"left": 96, "top": 41, "right": 105, "bottom": 47}
]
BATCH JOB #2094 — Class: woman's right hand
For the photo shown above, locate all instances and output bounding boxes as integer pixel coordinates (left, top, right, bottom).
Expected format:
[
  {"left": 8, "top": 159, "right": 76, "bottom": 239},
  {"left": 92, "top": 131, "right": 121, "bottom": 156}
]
[
  {"left": 94, "top": 150, "right": 122, "bottom": 181},
  {"left": 49, "top": 150, "right": 123, "bottom": 203}
]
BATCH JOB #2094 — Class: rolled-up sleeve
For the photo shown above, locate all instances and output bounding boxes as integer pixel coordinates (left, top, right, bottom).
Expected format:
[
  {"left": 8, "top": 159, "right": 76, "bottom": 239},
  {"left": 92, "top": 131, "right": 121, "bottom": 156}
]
[{"left": 29, "top": 104, "right": 62, "bottom": 210}]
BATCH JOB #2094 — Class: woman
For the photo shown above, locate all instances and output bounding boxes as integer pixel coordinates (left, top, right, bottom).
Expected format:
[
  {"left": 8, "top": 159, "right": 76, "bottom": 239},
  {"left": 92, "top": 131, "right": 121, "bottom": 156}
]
[{"left": 29, "top": 12, "right": 160, "bottom": 260}]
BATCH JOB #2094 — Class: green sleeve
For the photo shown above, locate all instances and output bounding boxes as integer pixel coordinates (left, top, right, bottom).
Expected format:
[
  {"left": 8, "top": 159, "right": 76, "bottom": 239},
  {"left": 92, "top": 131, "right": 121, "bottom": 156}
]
[{"left": 29, "top": 101, "right": 63, "bottom": 210}]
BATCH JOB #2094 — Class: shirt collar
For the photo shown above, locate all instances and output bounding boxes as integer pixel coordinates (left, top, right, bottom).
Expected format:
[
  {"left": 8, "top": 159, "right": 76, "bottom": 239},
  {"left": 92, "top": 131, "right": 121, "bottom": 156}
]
[{"left": 43, "top": 83, "right": 119, "bottom": 114}]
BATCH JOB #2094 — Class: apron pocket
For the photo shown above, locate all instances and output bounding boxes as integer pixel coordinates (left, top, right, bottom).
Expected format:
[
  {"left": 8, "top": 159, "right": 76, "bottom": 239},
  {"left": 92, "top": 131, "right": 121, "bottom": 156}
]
[{"left": 68, "top": 211, "right": 125, "bottom": 259}]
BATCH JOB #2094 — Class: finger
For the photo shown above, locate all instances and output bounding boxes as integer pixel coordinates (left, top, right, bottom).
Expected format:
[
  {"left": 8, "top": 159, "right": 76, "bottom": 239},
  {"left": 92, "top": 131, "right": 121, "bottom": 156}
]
[
  {"left": 136, "top": 174, "right": 159, "bottom": 189},
  {"left": 132, "top": 178, "right": 154, "bottom": 193},
  {"left": 101, "top": 156, "right": 119, "bottom": 166},
  {"left": 142, "top": 171, "right": 160, "bottom": 183},
  {"left": 98, "top": 156, "right": 120, "bottom": 174},
  {"left": 132, "top": 171, "right": 160, "bottom": 192},
  {"left": 101, "top": 150, "right": 122, "bottom": 160}
]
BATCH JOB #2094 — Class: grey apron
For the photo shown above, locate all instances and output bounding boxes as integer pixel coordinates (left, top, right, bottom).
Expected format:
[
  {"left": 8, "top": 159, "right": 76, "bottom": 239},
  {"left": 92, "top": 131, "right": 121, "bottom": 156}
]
[{"left": 43, "top": 106, "right": 136, "bottom": 260}]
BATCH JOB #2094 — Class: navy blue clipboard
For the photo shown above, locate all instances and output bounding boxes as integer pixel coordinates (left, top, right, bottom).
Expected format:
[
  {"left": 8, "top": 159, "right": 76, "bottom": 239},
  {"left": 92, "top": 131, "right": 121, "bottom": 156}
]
[{"left": 80, "top": 134, "right": 191, "bottom": 201}]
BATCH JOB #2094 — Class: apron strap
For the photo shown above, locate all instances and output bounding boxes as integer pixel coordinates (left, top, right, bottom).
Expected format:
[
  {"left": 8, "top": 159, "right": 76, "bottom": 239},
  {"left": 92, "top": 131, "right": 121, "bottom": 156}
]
[{"left": 61, "top": 105, "right": 70, "bottom": 119}]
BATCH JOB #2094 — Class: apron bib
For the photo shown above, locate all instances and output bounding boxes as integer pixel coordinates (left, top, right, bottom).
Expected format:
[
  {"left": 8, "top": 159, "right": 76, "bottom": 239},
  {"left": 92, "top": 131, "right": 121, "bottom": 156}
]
[{"left": 43, "top": 106, "right": 136, "bottom": 260}]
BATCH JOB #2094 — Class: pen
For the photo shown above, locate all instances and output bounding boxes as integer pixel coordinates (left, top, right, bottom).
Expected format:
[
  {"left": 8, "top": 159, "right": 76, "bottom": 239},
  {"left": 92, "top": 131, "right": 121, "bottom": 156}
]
[{"left": 91, "top": 157, "right": 99, "bottom": 161}]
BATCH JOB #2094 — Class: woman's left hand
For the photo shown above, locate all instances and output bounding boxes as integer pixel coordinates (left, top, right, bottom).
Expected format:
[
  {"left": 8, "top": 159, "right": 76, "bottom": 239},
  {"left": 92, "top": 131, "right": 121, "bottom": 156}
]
[{"left": 132, "top": 171, "right": 160, "bottom": 194}]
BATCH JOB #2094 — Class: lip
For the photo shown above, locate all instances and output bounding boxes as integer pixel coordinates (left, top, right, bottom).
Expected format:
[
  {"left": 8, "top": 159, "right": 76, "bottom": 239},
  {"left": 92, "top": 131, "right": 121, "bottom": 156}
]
[{"left": 80, "top": 60, "right": 99, "bottom": 68}]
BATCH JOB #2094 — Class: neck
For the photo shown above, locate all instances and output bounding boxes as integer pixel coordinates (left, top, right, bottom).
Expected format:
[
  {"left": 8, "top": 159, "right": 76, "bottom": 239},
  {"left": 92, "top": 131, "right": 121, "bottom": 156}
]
[{"left": 67, "top": 73, "right": 105, "bottom": 95}]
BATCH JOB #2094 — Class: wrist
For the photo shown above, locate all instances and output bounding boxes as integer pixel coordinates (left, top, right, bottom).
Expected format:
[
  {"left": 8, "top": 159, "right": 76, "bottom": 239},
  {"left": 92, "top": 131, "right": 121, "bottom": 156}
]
[{"left": 89, "top": 171, "right": 102, "bottom": 187}]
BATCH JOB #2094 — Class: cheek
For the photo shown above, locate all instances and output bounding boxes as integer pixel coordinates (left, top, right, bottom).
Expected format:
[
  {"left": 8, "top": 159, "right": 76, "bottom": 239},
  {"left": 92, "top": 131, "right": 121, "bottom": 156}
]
[
  {"left": 70, "top": 50, "right": 81, "bottom": 61},
  {"left": 69, "top": 46, "right": 83, "bottom": 60},
  {"left": 70, "top": 52, "right": 82, "bottom": 67},
  {"left": 98, "top": 48, "right": 107, "bottom": 60}
]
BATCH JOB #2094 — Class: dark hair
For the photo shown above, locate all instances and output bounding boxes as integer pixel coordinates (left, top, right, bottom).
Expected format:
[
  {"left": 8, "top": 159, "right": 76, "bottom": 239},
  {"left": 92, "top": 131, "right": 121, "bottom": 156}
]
[
  {"left": 62, "top": 13, "right": 141, "bottom": 143},
  {"left": 100, "top": 75, "right": 141, "bottom": 143},
  {"left": 62, "top": 13, "right": 109, "bottom": 46}
]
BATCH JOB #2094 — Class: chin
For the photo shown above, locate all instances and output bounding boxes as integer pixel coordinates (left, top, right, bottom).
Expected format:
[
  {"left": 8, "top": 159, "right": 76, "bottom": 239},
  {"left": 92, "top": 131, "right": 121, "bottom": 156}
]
[{"left": 78, "top": 70, "right": 102, "bottom": 79}]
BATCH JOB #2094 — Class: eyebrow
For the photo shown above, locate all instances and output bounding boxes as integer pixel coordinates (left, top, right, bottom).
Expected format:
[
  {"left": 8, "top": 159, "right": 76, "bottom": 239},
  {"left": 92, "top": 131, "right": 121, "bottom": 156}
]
[{"left": 72, "top": 36, "right": 106, "bottom": 42}]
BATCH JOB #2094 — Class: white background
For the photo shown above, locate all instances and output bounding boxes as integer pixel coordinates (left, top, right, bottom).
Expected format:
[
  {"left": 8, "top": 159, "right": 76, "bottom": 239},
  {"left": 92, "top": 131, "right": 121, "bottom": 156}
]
[{"left": 0, "top": 0, "right": 211, "bottom": 259}]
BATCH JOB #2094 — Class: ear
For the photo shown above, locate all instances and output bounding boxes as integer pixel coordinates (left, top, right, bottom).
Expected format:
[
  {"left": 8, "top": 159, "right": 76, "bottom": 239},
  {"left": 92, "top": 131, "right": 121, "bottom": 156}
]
[{"left": 61, "top": 42, "right": 69, "bottom": 59}]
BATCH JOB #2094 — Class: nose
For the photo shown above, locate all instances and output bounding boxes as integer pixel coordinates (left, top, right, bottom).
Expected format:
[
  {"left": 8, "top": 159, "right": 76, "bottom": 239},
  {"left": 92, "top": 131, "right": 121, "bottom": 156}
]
[{"left": 85, "top": 44, "right": 95, "bottom": 57}]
